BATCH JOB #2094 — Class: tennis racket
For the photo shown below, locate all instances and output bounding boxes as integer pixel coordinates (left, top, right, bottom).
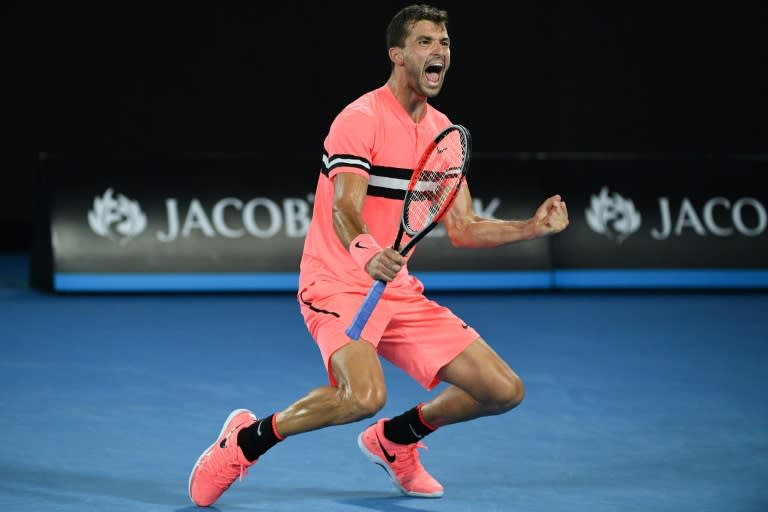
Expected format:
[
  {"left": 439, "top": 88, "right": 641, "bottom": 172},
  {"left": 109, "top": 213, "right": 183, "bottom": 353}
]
[{"left": 345, "top": 123, "right": 472, "bottom": 340}]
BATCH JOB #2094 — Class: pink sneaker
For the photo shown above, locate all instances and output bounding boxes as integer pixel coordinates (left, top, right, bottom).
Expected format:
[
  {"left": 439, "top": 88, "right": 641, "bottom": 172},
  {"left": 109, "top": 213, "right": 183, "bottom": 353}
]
[
  {"left": 357, "top": 418, "right": 443, "bottom": 498},
  {"left": 188, "top": 409, "right": 258, "bottom": 507}
]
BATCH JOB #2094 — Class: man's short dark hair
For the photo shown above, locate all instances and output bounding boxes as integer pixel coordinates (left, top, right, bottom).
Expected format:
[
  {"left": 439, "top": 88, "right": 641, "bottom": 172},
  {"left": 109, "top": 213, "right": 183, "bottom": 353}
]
[{"left": 386, "top": 4, "right": 448, "bottom": 49}]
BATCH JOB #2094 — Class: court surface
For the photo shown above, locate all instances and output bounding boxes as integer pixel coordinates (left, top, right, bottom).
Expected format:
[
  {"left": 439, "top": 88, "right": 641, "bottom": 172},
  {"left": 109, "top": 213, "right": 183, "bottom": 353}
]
[{"left": 1, "top": 255, "right": 767, "bottom": 512}]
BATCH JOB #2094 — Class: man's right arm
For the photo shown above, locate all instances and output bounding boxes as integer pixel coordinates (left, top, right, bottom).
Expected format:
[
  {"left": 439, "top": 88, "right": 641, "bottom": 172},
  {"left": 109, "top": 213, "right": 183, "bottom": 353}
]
[
  {"left": 332, "top": 173, "right": 405, "bottom": 282},
  {"left": 331, "top": 172, "right": 369, "bottom": 248}
]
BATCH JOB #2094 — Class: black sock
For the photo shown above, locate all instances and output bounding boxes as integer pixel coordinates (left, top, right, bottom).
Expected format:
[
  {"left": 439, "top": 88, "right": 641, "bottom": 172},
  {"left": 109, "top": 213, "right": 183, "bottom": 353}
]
[
  {"left": 383, "top": 405, "right": 436, "bottom": 445},
  {"left": 237, "top": 414, "right": 282, "bottom": 462}
]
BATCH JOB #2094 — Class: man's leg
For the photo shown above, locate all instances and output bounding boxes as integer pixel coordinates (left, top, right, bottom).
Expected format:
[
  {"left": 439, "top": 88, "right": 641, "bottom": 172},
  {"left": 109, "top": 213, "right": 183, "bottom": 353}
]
[
  {"left": 271, "top": 338, "right": 387, "bottom": 435},
  {"left": 358, "top": 337, "right": 523, "bottom": 498},
  {"left": 189, "top": 339, "right": 385, "bottom": 506},
  {"left": 423, "top": 337, "right": 524, "bottom": 426},
  {"left": 376, "top": 337, "right": 523, "bottom": 447}
]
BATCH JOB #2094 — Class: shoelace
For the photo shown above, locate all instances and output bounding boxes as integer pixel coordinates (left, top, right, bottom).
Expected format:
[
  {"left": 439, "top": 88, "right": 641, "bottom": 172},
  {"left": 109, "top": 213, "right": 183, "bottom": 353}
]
[
  {"left": 206, "top": 443, "right": 250, "bottom": 487},
  {"left": 389, "top": 441, "right": 428, "bottom": 471}
]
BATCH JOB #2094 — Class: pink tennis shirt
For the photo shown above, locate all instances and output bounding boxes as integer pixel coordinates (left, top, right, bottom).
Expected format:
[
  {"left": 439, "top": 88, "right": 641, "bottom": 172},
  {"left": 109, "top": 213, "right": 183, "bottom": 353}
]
[{"left": 299, "top": 85, "right": 451, "bottom": 293}]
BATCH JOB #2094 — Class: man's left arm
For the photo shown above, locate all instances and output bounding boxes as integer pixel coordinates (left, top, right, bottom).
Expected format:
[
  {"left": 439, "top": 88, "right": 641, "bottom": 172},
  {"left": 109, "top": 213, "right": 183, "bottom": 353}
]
[{"left": 442, "top": 184, "right": 569, "bottom": 249}]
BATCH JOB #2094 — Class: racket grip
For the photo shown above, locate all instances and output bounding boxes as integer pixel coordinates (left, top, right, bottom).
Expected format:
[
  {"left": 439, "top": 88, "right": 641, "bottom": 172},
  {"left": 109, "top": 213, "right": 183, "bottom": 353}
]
[{"left": 345, "top": 280, "right": 387, "bottom": 340}]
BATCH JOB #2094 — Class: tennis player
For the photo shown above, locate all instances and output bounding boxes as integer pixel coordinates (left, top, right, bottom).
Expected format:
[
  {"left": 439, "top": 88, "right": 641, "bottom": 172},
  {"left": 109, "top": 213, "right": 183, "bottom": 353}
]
[{"left": 189, "top": 4, "right": 569, "bottom": 506}]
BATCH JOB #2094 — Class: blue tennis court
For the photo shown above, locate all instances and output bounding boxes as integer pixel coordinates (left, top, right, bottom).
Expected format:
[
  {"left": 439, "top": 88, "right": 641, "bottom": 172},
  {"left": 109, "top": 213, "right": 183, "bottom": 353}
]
[{"left": 1, "top": 254, "right": 766, "bottom": 512}]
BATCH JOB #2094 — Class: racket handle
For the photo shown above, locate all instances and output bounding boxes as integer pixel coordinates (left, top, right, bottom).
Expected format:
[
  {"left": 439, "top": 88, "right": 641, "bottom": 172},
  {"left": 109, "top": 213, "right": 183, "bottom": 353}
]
[{"left": 345, "top": 280, "right": 387, "bottom": 340}]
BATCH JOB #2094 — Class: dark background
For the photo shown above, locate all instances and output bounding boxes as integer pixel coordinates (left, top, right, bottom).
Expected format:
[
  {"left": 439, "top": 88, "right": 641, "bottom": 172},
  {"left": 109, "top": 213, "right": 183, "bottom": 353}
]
[{"left": 4, "top": 2, "right": 766, "bottom": 252}]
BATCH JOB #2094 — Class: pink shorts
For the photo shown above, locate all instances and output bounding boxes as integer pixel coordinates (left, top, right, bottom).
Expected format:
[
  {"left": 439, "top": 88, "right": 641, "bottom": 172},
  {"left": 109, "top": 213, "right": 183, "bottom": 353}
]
[{"left": 298, "top": 279, "right": 480, "bottom": 391}]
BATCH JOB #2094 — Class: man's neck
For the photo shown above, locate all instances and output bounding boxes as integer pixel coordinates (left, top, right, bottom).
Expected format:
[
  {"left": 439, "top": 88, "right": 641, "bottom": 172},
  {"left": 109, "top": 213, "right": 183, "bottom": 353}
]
[{"left": 386, "top": 77, "right": 427, "bottom": 123}]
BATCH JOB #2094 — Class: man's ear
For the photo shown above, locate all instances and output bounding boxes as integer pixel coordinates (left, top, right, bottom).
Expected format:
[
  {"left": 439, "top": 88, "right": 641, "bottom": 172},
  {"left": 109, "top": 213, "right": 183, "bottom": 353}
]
[{"left": 388, "top": 47, "right": 404, "bottom": 65}]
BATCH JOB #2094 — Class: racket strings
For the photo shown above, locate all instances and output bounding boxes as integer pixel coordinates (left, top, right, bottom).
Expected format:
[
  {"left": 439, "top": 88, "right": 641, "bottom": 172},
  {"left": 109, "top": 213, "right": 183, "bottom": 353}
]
[{"left": 404, "top": 132, "right": 467, "bottom": 233}]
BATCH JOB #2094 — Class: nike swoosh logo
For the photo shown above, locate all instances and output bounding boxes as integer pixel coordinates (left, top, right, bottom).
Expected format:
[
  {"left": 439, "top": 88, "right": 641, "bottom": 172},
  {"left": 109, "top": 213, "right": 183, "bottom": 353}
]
[
  {"left": 376, "top": 433, "right": 397, "bottom": 463},
  {"left": 256, "top": 420, "right": 263, "bottom": 436},
  {"left": 408, "top": 424, "right": 423, "bottom": 439},
  {"left": 219, "top": 423, "right": 242, "bottom": 448},
  {"left": 437, "top": 146, "right": 447, "bottom": 153},
  {"left": 354, "top": 241, "right": 368, "bottom": 249}
]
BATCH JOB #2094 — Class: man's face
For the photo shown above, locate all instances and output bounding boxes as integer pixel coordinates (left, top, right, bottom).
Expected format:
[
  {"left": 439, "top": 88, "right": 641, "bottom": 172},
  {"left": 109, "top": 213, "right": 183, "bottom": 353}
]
[{"left": 400, "top": 20, "right": 451, "bottom": 98}]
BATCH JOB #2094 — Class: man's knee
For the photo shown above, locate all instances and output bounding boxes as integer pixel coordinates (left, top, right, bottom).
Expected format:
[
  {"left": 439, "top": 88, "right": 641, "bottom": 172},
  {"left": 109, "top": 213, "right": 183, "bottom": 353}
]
[
  {"left": 443, "top": 338, "right": 525, "bottom": 413},
  {"left": 479, "top": 370, "right": 525, "bottom": 414},
  {"left": 340, "top": 384, "right": 387, "bottom": 420},
  {"left": 330, "top": 340, "right": 387, "bottom": 420},
  {"left": 500, "top": 372, "right": 525, "bottom": 410}
]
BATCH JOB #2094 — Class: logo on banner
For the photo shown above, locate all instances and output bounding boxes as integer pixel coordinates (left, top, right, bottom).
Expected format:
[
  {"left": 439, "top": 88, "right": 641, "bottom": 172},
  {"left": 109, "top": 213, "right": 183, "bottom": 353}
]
[
  {"left": 82, "top": 186, "right": 507, "bottom": 246},
  {"left": 585, "top": 187, "right": 642, "bottom": 243},
  {"left": 87, "top": 188, "right": 147, "bottom": 245}
]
